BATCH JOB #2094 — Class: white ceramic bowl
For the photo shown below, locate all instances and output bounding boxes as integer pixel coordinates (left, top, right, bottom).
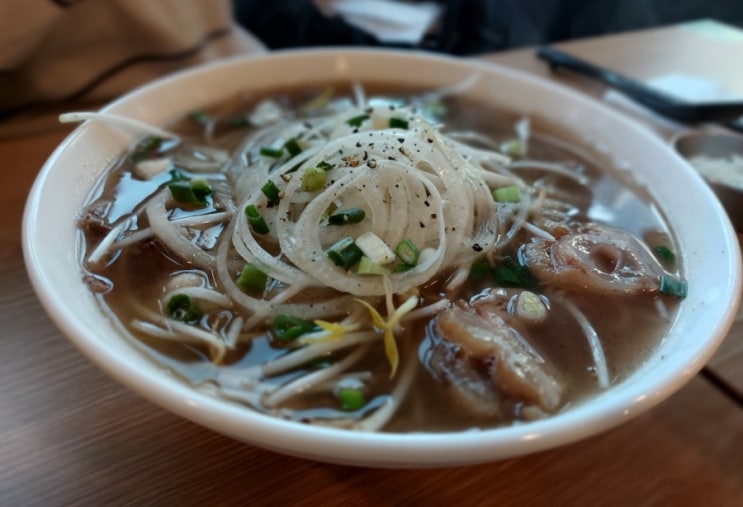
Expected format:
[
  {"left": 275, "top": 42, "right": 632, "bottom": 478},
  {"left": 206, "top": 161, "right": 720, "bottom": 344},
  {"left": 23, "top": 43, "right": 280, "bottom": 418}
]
[{"left": 23, "top": 48, "right": 742, "bottom": 467}]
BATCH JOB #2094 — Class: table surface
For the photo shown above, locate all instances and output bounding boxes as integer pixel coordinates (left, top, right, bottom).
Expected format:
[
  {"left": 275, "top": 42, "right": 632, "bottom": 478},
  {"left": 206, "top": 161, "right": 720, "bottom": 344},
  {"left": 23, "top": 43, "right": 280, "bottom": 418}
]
[{"left": 3, "top": 23, "right": 743, "bottom": 506}]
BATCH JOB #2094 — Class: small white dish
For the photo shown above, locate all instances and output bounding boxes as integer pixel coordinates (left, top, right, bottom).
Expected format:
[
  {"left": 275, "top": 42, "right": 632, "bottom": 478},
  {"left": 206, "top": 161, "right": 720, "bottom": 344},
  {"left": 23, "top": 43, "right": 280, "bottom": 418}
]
[
  {"left": 672, "top": 129, "right": 743, "bottom": 231},
  {"left": 23, "top": 48, "right": 742, "bottom": 467}
]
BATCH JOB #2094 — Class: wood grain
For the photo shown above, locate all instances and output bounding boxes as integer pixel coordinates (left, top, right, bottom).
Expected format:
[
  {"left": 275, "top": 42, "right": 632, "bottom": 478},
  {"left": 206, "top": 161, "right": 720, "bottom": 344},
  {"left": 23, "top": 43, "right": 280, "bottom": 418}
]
[{"left": 2, "top": 33, "right": 743, "bottom": 506}]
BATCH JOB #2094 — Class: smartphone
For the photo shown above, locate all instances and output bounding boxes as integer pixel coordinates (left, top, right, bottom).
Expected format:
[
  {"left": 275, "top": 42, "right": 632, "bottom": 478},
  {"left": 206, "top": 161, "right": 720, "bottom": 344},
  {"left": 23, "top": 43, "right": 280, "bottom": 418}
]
[{"left": 536, "top": 45, "right": 743, "bottom": 125}]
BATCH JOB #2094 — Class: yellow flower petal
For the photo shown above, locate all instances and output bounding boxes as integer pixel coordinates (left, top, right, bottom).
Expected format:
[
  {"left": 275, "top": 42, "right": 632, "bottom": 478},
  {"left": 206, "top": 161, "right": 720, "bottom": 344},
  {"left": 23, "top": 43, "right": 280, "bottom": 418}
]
[
  {"left": 356, "top": 295, "right": 418, "bottom": 378},
  {"left": 299, "top": 319, "right": 359, "bottom": 344},
  {"left": 355, "top": 298, "right": 385, "bottom": 329},
  {"left": 383, "top": 328, "right": 399, "bottom": 378}
]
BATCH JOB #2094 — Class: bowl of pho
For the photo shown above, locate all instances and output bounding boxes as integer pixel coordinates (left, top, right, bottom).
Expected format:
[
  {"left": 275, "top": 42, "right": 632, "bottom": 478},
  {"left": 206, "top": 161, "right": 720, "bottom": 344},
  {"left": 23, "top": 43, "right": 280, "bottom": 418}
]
[{"left": 23, "top": 48, "right": 742, "bottom": 467}]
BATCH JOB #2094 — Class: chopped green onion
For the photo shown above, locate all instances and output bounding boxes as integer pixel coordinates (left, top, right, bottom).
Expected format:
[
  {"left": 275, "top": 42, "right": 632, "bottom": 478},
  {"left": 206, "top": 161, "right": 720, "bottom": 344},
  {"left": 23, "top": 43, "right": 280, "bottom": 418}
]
[
  {"left": 237, "top": 263, "right": 268, "bottom": 292},
  {"left": 492, "top": 256, "right": 538, "bottom": 289},
  {"left": 320, "top": 202, "right": 339, "bottom": 222},
  {"left": 356, "top": 232, "right": 395, "bottom": 265},
  {"left": 229, "top": 115, "right": 250, "bottom": 128},
  {"left": 336, "top": 387, "right": 365, "bottom": 411},
  {"left": 166, "top": 294, "right": 201, "bottom": 323},
  {"left": 423, "top": 101, "right": 447, "bottom": 119},
  {"left": 346, "top": 114, "right": 370, "bottom": 127},
  {"left": 469, "top": 260, "right": 491, "bottom": 280},
  {"left": 168, "top": 182, "right": 198, "bottom": 204},
  {"left": 326, "top": 237, "right": 364, "bottom": 269},
  {"left": 306, "top": 355, "right": 332, "bottom": 370},
  {"left": 301, "top": 86, "right": 334, "bottom": 111},
  {"left": 261, "top": 180, "right": 281, "bottom": 205},
  {"left": 316, "top": 160, "right": 334, "bottom": 171},
  {"left": 357, "top": 256, "right": 391, "bottom": 276},
  {"left": 271, "top": 314, "right": 318, "bottom": 342},
  {"left": 284, "top": 138, "right": 303, "bottom": 157},
  {"left": 259, "top": 146, "right": 284, "bottom": 158},
  {"left": 395, "top": 239, "right": 420, "bottom": 266},
  {"left": 245, "top": 205, "right": 269, "bottom": 234},
  {"left": 132, "top": 135, "right": 163, "bottom": 161},
  {"left": 168, "top": 179, "right": 212, "bottom": 206},
  {"left": 190, "top": 178, "right": 212, "bottom": 201},
  {"left": 492, "top": 185, "right": 520, "bottom": 203},
  {"left": 499, "top": 139, "right": 526, "bottom": 157},
  {"left": 659, "top": 275, "right": 688, "bottom": 299},
  {"left": 169, "top": 168, "right": 188, "bottom": 181},
  {"left": 328, "top": 207, "right": 365, "bottom": 225},
  {"left": 389, "top": 117, "right": 408, "bottom": 129},
  {"left": 653, "top": 245, "right": 676, "bottom": 267},
  {"left": 137, "top": 135, "right": 162, "bottom": 152},
  {"left": 189, "top": 111, "right": 211, "bottom": 125},
  {"left": 301, "top": 166, "right": 327, "bottom": 191},
  {"left": 514, "top": 291, "right": 548, "bottom": 323}
]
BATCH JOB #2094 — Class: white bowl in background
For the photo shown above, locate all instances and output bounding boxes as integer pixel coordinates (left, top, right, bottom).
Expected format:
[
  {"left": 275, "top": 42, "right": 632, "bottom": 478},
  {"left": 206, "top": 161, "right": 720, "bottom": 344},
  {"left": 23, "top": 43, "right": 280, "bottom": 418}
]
[
  {"left": 672, "top": 130, "right": 743, "bottom": 231},
  {"left": 23, "top": 49, "right": 742, "bottom": 467}
]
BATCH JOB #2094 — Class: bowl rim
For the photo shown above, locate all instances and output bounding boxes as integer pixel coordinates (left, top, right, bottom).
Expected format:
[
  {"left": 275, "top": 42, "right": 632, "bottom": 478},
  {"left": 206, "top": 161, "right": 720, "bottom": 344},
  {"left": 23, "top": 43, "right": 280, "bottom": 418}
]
[{"left": 22, "top": 47, "right": 743, "bottom": 467}]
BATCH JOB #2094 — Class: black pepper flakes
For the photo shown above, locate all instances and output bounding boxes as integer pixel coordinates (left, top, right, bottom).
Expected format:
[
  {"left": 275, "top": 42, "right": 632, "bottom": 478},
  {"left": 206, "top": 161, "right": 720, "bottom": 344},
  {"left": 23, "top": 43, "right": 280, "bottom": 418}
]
[{"left": 472, "top": 243, "right": 483, "bottom": 252}]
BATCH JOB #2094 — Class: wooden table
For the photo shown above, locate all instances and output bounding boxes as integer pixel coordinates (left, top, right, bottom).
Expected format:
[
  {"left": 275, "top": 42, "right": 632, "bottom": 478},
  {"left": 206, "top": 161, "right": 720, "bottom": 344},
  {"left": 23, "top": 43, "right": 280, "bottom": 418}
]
[{"left": 3, "top": 25, "right": 743, "bottom": 506}]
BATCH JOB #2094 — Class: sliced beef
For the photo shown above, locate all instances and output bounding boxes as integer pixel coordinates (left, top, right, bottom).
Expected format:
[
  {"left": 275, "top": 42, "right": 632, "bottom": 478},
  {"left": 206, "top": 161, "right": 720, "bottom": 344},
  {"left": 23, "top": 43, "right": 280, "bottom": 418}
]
[
  {"left": 522, "top": 222, "right": 666, "bottom": 295},
  {"left": 427, "top": 297, "right": 564, "bottom": 420}
]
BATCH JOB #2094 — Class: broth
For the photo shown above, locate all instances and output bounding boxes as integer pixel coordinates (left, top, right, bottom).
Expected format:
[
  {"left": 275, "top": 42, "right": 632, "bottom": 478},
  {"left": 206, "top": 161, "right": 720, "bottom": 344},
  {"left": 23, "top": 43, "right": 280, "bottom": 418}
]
[{"left": 79, "top": 83, "right": 684, "bottom": 432}]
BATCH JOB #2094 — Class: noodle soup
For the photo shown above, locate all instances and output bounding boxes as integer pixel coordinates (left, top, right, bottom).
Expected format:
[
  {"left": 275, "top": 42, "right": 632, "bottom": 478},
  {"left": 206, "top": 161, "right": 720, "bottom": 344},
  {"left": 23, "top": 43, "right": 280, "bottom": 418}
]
[{"left": 78, "top": 84, "right": 686, "bottom": 432}]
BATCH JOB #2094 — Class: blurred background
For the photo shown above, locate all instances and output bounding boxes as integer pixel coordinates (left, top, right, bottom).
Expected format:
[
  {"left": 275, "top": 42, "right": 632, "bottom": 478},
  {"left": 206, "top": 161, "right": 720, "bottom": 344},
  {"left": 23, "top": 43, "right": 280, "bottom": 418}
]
[
  {"left": 2, "top": 0, "right": 743, "bottom": 134},
  {"left": 233, "top": 0, "right": 743, "bottom": 55}
]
